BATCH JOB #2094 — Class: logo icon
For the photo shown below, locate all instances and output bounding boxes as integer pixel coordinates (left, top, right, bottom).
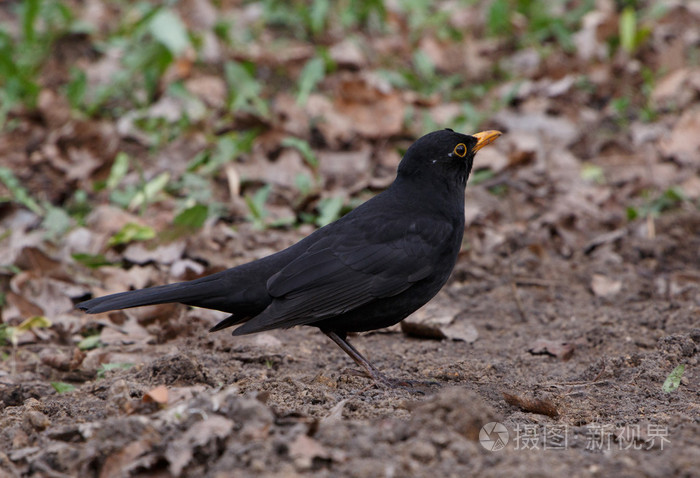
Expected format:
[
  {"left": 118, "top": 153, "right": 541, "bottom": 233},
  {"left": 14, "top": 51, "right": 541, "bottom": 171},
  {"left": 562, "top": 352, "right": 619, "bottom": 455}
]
[{"left": 480, "top": 422, "right": 509, "bottom": 451}]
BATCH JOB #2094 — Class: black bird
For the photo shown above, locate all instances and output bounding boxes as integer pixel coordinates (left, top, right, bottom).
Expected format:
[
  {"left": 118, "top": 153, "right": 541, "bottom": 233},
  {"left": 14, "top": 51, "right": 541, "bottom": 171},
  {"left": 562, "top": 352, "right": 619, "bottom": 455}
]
[{"left": 78, "top": 129, "right": 501, "bottom": 385}]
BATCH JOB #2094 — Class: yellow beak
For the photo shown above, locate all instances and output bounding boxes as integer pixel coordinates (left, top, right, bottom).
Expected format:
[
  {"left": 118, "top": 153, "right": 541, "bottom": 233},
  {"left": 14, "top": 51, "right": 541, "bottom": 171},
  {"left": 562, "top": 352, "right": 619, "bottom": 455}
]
[{"left": 472, "top": 130, "right": 502, "bottom": 152}]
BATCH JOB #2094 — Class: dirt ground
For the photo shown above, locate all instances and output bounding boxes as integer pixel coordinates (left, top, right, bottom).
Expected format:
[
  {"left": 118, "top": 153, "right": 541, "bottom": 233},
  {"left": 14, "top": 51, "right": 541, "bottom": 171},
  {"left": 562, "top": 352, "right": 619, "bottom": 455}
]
[
  {"left": 1, "top": 0, "right": 700, "bottom": 476},
  {"left": 1, "top": 209, "right": 698, "bottom": 477}
]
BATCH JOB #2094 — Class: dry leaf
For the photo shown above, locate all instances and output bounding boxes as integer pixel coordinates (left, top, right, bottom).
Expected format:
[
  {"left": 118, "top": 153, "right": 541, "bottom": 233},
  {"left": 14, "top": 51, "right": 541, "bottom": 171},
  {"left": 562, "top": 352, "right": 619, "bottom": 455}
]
[
  {"left": 402, "top": 302, "right": 478, "bottom": 342},
  {"left": 659, "top": 106, "right": 700, "bottom": 164},
  {"left": 503, "top": 392, "right": 559, "bottom": 418},
  {"left": 123, "top": 241, "right": 186, "bottom": 265},
  {"left": 651, "top": 68, "right": 700, "bottom": 111},
  {"left": 184, "top": 75, "right": 226, "bottom": 107},
  {"left": 329, "top": 39, "right": 366, "bottom": 69},
  {"left": 143, "top": 385, "right": 168, "bottom": 405},
  {"left": 318, "top": 146, "right": 371, "bottom": 190},
  {"left": 99, "top": 440, "right": 154, "bottom": 478},
  {"left": 166, "top": 417, "right": 234, "bottom": 476},
  {"left": 99, "top": 316, "right": 153, "bottom": 346},
  {"left": 528, "top": 339, "right": 575, "bottom": 361},
  {"left": 591, "top": 274, "right": 622, "bottom": 298},
  {"left": 289, "top": 434, "right": 330, "bottom": 470},
  {"left": 334, "top": 73, "right": 404, "bottom": 139}
]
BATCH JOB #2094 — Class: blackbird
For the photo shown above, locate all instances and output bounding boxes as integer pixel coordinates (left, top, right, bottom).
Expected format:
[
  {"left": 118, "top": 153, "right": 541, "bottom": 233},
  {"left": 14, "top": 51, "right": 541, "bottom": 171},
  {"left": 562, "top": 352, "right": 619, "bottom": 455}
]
[{"left": 78, "top": 129, "right": 501, "bottom": 385}]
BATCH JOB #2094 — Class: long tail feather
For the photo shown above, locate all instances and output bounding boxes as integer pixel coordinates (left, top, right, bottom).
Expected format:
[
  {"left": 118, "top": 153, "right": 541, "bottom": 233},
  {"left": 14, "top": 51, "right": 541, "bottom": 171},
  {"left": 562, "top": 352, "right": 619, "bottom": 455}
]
[{"left": 77, "top": 273, "right": 232, "bottom": 314}]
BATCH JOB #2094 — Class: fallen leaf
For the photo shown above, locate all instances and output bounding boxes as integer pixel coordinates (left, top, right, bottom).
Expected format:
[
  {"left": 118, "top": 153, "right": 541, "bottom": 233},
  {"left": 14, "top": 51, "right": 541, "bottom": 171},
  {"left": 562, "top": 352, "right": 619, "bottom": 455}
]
[
  {"left": 289, "top": 434, "right": 330, "bottom": 470},
  {"left": 100, "top": 439, "right": 154, "bottom": 478},
  {"left": 333, "top": 73, "right": 405, "bottom": 139},
  {"left": 503, "top": 392, "right": 559, "bottom": 418},
  {"left": 184, "top": 75, "right": 227, "bottom": 107},
  {"left": 528, "top": 339, "right": 575, "bottom": 360},
  {"left": 166, "top": 416, "right": 234, "bottom": 476},
  {"left": 402, "top": 302, "right": 478, "bottom": 342},
  {"left": 329, "top": 39, "right": 366, "bottom": 69},
  {"left": 41, "top": 348, "right": 86, "bottom": 371},
  {"left": 591, "top": 274, "right": 622, "bottom": 297},
  {"left": 99, "top": 316, "right": 153, "bottom": 346},
  {"left": 122, "top": 241, "right": 186, "bottom": 265},
  {"left": 143, "top": 385, "right": 168, "bottom": 405},
  {"left": 659, "top": 106, "right": 700, "bottom": 165},
  {"left": 318, "top": 145, "right": 371, "bottom": 190},
  {"left": 494, "top": 111, "right": 579, "bottom": 146},
  {"left": 651, "top": 68, "right": 700, "bottom": 111}
]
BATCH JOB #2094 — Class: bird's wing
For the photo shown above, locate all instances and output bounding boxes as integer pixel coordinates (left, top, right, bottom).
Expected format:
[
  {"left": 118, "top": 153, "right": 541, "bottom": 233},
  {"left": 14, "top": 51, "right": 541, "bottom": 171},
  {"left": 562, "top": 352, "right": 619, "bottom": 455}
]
[{"left": 232, "top": 217, "right": 453, "bottom": 334}]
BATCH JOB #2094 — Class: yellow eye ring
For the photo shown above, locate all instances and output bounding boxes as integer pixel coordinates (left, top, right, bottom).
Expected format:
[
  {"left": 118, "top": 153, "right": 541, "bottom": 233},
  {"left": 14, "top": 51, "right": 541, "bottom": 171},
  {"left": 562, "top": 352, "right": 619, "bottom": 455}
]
[{"left": 453, "top": 143, "right": 467, "bottom": 157}]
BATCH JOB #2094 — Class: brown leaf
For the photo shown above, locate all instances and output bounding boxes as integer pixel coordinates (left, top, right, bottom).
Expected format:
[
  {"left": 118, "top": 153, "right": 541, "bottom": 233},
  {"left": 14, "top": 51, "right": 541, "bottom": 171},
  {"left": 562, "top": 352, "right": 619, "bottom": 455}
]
[
  {"left": 142, "top": 385, "right": 168, "bottom": 405},
  {"left": 503, "top": 392, "right": 559, "bottom": 418},
  {"left": 591, "top": 274, "right": 622, "bottom": 298},
  {"left": 305, "top": 94, "right": 355, "bottom": 147},
  {"left": 651, "top": 68, "right": 700, "bottom": 111},
  {"left": 10, "top": 272, "right": 78, "bottom": 317},
  {"left": 494, "top": 111, "right": 579, "bottom": 146},
  {"left": 100, "top": 316, "right": 153, "bottom": 346},
  {"left": 659, "top": 106, "right": 700, "bottom": 165},
  {"left": 41, "top": 348, "right": 86, "bottom": 371},
  {"left": 528, "top": 339, "right": 575, "bottom": 361},
  {"left": 166, "top": 417, "right": 234, "bottom": 476},
  {"left": 237, "top": 148, "right": 310, "bottom": 189},
  {"left": 318, "top": 145, "right": 371, "bottom": 190},
  {"left": 333, "top": 73, "right": 405, "bottom": 139},
  {"left": 288, "top": 434, "right": 330, "bottom": 470},
  {"left": 329, "top": 39, "right": 366, "bottom": 69},
  {"left": 85, "top": 205, "right": 147, "bottom": 236},
  {"left": 184, "top": 75, "right": 226, "bottom": 107},
  {"left": 122, "top": 241, "right": 186, "bottom": 266},
  {"left": 100, "top": 439, "right": 154, "bottom": 478},
  {"left": 402, "top": 302, "right": 478, "bottom": 343}
]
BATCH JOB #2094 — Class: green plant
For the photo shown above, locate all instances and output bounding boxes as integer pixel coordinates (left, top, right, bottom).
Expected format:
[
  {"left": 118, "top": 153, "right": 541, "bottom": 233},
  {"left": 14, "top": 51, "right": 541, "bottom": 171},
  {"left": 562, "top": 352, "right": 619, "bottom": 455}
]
[
  {"left": 0, "top": 167, "right": 77, "bottom": 240},
  {"left": 0, "top": 316, "right": 52, "bottom": 375},
  {"left": 296, "top": 56, "right": 326, "bottom": 105},
  {"left": 51, "top": 382, "right": 77, "bottom": 393},
  {"left": 224, "top": 61, "right": 269, "bottom": 117},
  {"left": 662, "top": 364, "right": 685, "bottom": 393},
  {"left": 107, "top": 223, "right": 156, "bottom": 246},
  {"left": 77, "top": 334, "right": 102, "bottom": 350},
  {"left": 72, "top": 253, "right": 117, "bottom": 269},
  {"left": 486, "top": 0, "right": 594, "bottom": 52},
  {"left": 0, "top": 0, "right": 75, "bottom": 123},
  {"left": 259, "top": 0, "right": 387, "bottom": 39},
  {"left": 626, "top": 187, "right": 687, "bottom": 221},
  {"left": 315, "top": 197, "right": 344, "bottom": 227},
  {"left": 281, "top": 137, "right": 319, "bottom": 170},
  {"left": 397, "top": 0, "right": 457, "bottom": 41},
  {"left": 0, "top": 167, "right": 44, "bottom": 215},
  {"left": 97, "top": 362, "right": 134, "bottom": 379},
  {"left": 618, "top": 5, "right": 651, "bottom": 55},
  {"left": 244, "top": 184, "right": 272, "bottom": 230},
  {"left": 173, "top": 204, "right": 209, "bottom": 229}
]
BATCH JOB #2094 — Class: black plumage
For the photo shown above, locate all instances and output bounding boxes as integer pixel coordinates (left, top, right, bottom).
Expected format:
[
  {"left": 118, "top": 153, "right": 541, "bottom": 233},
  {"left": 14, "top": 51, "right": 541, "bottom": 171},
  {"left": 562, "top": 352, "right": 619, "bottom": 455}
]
[{"left": 78, "top": 129, "right": 501, "bottom": 385}]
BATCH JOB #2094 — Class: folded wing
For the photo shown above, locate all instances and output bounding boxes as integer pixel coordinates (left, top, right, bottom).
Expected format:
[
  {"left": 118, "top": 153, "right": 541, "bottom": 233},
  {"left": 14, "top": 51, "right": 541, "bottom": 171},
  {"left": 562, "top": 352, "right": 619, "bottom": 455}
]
[{"left": 232, "top": 218, "right": 452, "bottom": 334}]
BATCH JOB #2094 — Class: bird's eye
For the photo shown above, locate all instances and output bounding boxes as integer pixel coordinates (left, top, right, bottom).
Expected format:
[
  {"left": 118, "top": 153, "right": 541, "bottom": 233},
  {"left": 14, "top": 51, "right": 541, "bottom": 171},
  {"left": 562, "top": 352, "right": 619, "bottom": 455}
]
[{"left": 453, "top": 143, "right": 467, "bottom": 157}]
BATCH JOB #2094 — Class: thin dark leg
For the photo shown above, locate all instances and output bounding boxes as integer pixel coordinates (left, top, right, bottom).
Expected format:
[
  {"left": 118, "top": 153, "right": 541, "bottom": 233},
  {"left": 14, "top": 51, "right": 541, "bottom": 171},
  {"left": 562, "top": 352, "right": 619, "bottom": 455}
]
[{"left": 322, "top": 330, "right": 393, "bottom": 385}]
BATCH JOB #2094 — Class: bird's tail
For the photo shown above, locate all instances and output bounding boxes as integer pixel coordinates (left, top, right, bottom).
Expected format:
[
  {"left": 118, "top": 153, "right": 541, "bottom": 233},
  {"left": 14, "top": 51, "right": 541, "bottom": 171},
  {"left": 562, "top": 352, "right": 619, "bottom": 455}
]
[{"left": 77, "top": 272, "right": 231, "bottom": 314}]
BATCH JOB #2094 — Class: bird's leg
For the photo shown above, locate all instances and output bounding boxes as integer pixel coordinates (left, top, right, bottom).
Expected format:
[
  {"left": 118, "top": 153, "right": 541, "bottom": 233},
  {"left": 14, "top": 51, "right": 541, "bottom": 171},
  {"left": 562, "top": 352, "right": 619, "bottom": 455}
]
[{"left": 322, "top": 330, "right": 415, "bottom": 388}]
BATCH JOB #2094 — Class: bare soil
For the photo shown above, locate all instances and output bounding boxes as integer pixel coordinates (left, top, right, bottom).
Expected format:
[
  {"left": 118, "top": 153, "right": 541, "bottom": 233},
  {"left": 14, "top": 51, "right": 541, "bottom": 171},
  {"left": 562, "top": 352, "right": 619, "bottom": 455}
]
[{"left": 1, "top": 210, "right": 698, "bottom": 477}]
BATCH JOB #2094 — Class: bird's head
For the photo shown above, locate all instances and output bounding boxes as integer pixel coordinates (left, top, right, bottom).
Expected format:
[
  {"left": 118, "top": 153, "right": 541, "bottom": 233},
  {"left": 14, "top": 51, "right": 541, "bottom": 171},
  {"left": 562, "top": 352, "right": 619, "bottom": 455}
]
[{"left": 397, "top": 129, "right": 501, "bottom": 187}]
